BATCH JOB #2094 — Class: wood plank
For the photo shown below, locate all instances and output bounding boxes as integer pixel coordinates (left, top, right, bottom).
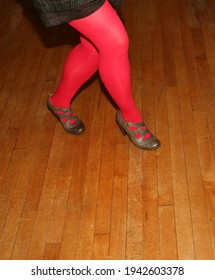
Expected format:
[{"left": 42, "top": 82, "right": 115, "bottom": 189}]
[
  {"left": 0, "top": 1, "right": 22, "bottom": 46},
  {"left": 0, "top": 57, "right": 54, "bottom": 259},
  {"left": 142, "top": 148, "right": 159, "bottom": 260},
  {"left": 126, "top": 145, "right": 143, "bottom": 259},
  {"left": 43, "top": 243, "right": 61, "bottom": 260},
  {"left": 152, "top": 25, "right": 173, "bottom": 206},
  {"left": 109, "top": 143, "right": 128, "bottom": 259},
  {"left": 14, "top": 49, "right": 54, "bottom": 149},
  {"left": 166, "top": 86, "right": 195, "bottom": 259},
  {"left": 174, "top": 42, "right": 212, "bottom": 259},
  {"left": 0, "top": 148, "right": 24, "bottom": 239},
  {"left": 159, "top": 206, "right": 177, "bottom": 259},
  {"left": 59, "top": 85, "right": 95, "bottom": 260},
  {"left": 159, "top": 0, "right": 177, "bottom": 87},
  {"left": 92, "top": 100, "right": 116, "bottom": 260},
  {"left": 26, "top": 124, "right": 65, "bottom": 259},
  {"left": 193, "top": 111, "right": 215, "bottom": 259},
  {"left": 92, "top": 234, "right": 110, "bottom": 260},
  {"left": 178, "top": 0, "right": 205, "bottom": 111},
  {"left": 141, "top": 18, "right": 159, "bottom": 259},
  {"left": 11, "top": 95, "right": 56, "bottom": 259},
  {"left": 129, "top": 2, "right": 143, "bottom": 80},
  {"left": 0, "top": 47, "right": 44, "bottom": 190},
  {"left": 196, "top": 57, "right": 215, "bottom": 160},
  {"left": 0, "top": 125, "right": 44, "bottom": 259},
  {"left": 10, "top": 47, "right": 44, "bottom": 129},
  {"left": 75, "top": 82, "right": 106, "bottom": 260},
  {"left": 0, "top": 45, "right": 26, "bottom": 137}
]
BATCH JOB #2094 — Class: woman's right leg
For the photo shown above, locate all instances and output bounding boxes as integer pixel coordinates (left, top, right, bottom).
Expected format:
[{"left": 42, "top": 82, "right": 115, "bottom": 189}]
[
  {"left": 48, "top": 35, "right": 99, "bottom": 135},
  {"left": 50, "top": 35, "right": 99, "bottom": 108}
]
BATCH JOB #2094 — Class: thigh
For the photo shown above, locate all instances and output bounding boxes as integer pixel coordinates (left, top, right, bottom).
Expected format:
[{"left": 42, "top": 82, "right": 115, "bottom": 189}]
[{"left": 69, "top": 0, "right": 128, "bottom": 51}]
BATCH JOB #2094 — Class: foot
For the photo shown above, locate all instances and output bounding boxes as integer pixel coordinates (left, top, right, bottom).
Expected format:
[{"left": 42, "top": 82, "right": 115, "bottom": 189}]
[
  {"left": 47, "top": 95, "right": 85, "bottom": 135},
  {"left": 116, "top": 110, "right": 160, "bottom": 150}
]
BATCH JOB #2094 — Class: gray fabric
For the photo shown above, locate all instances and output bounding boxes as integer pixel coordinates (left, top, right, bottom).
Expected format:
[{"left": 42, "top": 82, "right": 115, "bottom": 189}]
[{"left": 31, "top": 0, "right": 122, "bottom": 27}]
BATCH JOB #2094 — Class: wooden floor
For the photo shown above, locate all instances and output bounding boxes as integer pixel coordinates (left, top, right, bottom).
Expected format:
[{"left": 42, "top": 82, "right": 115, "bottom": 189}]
[{"left": 0, "top": 0, "right": 215, "bottom": 260}]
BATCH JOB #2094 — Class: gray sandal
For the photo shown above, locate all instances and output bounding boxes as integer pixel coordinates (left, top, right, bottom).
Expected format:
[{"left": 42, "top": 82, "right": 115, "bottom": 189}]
[
  {"left": 47, "top": 95, "right": 85, "bottom": 135},
  {"left": 116, "top": 110, "right": 160, "bottom": 150}
]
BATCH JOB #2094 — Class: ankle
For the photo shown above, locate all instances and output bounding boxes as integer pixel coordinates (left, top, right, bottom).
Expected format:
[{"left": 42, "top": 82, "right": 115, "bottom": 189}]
[
  {"left": 50, "top": 94, "right": 70, "bottom": 108},
  {"left": 120, "top": 111, "right": 142, "bottom": 124}
]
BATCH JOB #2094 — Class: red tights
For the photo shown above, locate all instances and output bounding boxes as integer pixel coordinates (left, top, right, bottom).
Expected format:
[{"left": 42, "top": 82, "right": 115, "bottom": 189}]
[{"left": 50, "top": 0, "right": 142, "bottom": 122}]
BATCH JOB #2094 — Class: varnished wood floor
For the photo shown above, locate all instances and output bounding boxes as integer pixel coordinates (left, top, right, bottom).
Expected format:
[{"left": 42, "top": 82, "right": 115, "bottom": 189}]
[{"left": 0, "top": 0, "right": 215, "bottom": 260}]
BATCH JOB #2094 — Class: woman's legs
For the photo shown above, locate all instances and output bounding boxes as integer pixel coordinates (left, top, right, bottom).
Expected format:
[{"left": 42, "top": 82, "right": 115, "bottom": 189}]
[
  {"left": 51, "top": 0, "right": 142, "bottom": 122},
  {"left": 50, "top": 35, "right": 99, "bottom": 108}
]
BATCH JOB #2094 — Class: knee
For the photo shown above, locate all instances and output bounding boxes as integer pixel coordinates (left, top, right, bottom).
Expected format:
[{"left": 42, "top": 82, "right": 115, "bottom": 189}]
[
  {"left": 101, "top": 28, "right": 129, "bottom": 55},
  {"left": 113, "top": 30, "right": 129, "bottom": 54}
]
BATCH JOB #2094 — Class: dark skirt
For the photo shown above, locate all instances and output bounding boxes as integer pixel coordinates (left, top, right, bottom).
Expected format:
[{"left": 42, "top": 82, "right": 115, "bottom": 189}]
[{"left": 31, "top": 0, "right": 122, "bottom": 27}]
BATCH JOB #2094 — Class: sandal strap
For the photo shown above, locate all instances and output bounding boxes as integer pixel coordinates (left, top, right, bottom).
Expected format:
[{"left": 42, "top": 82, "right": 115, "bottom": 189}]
[
  {"left": 47, "top": 96, "right": 79, "bottom": 127},
  {"left": 124, "top": 120, "right": 151, "bottom": 139},
  {"left": 116, "top": 110, "right": 160, "bottom": 150},
  {"left": 47, "top": 95, "right": 85, "bottom": 135},
  {"left": 53, "top": 107, "right": 77, "bottom": 122},
  {"left": 124, "top": 121, "right": 145, "bottom": 127}
]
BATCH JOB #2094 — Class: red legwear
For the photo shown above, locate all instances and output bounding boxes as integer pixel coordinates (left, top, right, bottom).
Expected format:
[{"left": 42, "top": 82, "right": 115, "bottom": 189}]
[{"left": 50, "top": 0, "right": 142, "bottom": 122}]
